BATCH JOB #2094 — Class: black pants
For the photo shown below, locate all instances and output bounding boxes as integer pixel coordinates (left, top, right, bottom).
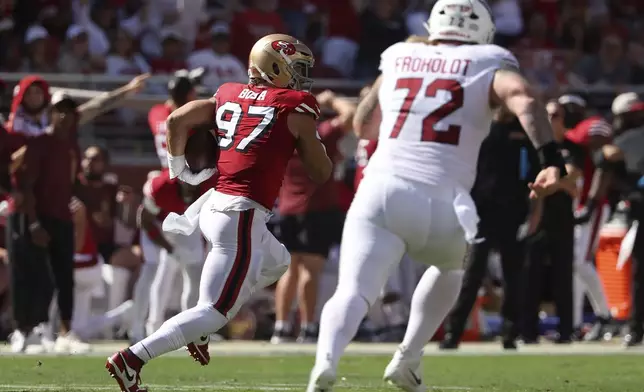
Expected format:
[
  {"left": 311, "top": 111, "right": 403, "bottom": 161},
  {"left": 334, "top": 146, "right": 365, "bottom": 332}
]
[
  {"left": 630, "top": 218, "right": 644, "bottom": 335},
  {"left": 521, "top": 211, "right": 574, "bottom": 340},
  {"left": 7, "top": 214, "right": 74, "bottom": 331},
  {"left": 443, "top": 217, "right": 523, "bottom": 342}
]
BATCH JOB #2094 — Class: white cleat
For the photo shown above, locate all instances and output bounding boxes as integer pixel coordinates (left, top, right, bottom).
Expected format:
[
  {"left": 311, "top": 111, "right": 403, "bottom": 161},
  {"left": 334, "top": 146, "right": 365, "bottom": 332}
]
[
  {"left": 383, "top": 351, "right": 427, "bottom": 392},
  {"left": 306, "top": 362, "right": 336, "bottom": 392},
  {"left": 9, "top": 330, "right": 27, "bottom": 353},
  {"left": 54, "top": 332, "right": 91, "bottom": 354}
]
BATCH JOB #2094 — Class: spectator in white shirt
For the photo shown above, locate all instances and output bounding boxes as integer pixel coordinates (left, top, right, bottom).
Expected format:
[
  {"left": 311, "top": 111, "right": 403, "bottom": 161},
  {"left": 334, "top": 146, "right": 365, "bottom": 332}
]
[
  {"left": 187, "top": 23, "right": 246, "bottom": 93},
  {"left": 72, "top": 0, "right": 116, "bottom": 58},
  {"left": 490, "top": 0, "right": 523, "bottom": 47},
  {"left": 105, "top": 28, "right": 151, "bottom": 76}
]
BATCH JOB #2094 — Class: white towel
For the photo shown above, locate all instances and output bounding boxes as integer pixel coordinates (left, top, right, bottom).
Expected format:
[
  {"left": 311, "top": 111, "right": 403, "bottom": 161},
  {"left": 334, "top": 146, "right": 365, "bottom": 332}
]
[
  {"left": 452, "top": 188, "right": 481, "bottom": 244},
  {"left": 617, "top": 220, "right": 639, "bottom": 270},
  {"left": 162, "top": 189, "right": 214, "bottom": 235}
]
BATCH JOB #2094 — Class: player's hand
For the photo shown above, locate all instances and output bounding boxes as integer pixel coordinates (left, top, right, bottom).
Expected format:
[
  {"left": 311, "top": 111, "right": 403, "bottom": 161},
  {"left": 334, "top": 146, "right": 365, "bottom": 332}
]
[
  {"left": 29, "top": 222, "right": 50, "bottom": 247},
  {"left": 316, "top": 90, "right": 336, "bottom": 107},
  {"left": 528, "top": 167, "right": 561, "bottom": 199},
  {"left": 127, "top": 73, "right": 151, "bottom": 94},
  {"left": 574, "top": 199, "right": 597, "bottom": 225}
]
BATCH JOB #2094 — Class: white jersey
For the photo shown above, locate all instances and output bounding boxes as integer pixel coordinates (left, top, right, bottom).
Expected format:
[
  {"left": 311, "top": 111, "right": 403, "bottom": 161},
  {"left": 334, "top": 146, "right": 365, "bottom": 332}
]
[{"left": 366, "top": 42, "right": 519, "bottom": 190}]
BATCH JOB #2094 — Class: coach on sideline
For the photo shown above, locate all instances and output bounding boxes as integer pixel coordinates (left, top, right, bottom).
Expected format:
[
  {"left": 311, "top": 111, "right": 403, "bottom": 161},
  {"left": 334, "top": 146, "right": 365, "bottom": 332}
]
[{"left": 440, "top": 109, "right": 539, "bottom": 350}]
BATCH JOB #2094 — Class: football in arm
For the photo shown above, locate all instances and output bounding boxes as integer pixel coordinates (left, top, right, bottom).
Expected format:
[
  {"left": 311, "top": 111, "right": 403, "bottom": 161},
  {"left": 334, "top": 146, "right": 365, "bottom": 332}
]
[{"left": 185, "top": 127, "right": 220, "bottom": 173}]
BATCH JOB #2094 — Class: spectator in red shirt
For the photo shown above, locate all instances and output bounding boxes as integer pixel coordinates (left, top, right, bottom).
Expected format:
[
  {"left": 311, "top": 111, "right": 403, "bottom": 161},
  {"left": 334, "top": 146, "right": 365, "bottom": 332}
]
[
  {"left": 149, "top": 28, "right": 187, "bottom": 75},
  {"left": 230, "top": 0, "right": 286, "bottom": 64}
]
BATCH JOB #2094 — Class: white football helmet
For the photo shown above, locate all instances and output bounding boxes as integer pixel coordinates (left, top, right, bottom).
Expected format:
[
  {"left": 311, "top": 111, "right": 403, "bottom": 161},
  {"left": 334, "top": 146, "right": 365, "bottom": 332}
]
[{"left": 424, "top": 0, "right": 495, "bottom": 45}]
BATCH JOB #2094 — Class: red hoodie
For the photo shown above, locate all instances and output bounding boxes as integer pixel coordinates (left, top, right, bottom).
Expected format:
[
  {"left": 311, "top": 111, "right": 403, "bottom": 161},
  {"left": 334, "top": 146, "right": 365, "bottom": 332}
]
[{"left": 6, "top": 75, "right": 51, "bottom": 137}]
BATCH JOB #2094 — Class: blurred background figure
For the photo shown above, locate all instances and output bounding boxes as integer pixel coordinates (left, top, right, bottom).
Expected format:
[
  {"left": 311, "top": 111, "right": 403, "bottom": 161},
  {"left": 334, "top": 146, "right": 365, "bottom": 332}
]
[
  {"left": 441, "top": 109, "right": 539, "bottom": 350},
  {"left": 271, "top": 89, "right": 355, "bottom": 344}
]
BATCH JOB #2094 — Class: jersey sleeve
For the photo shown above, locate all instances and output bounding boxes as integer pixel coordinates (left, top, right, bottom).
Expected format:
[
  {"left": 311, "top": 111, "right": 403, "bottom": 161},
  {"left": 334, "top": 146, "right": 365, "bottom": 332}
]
[
  {"left": 142, "top": 177, "right": 162, "bottom": 216},
  {"left": 283, "top": 91, "right": 321, "bottom": 120},
  {"left": 485, "top": 45, "right": 520, "bottom": 72},
  {"left": 587, "top": 118, "right": 613, "bottom": 138}
]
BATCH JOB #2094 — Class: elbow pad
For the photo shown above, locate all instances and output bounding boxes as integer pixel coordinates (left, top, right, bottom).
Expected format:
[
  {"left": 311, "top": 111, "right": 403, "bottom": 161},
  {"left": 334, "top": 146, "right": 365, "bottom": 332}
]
[
  {"left": 537, "top": 142, "right": 568, "bottom": 176},
  {"left": 593, "top": 150, "right": 621, "bottom": 172}
]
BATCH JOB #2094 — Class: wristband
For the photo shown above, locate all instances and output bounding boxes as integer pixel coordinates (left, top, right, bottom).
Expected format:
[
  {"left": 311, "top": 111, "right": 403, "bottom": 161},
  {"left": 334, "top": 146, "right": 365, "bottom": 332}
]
[
  {"left": 537, "top": 142, "right": 568, "bottom": 175},
  {"left": 167, "top": 154, "right": 186, "bottom": 179}
]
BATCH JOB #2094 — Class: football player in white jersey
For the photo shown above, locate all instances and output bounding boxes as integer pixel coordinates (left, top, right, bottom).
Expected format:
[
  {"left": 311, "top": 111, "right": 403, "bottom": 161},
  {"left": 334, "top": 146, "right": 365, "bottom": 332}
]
[{"left": 307, "top": 1, "right": 569, "bottom": 391}]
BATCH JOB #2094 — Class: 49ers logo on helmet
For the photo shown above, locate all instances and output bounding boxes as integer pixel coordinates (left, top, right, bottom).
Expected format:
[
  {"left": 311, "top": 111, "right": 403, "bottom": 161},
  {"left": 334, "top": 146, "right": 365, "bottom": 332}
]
[{"left": 271, "top": 40, "right": 296, "bottom": 56}]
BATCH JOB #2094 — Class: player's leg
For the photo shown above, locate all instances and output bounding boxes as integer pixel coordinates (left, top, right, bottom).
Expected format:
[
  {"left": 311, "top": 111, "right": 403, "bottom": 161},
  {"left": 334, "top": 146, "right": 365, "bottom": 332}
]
[
  {"left": 384, "top": 195, "right": 467, "bottom": 391},
  {"left": 576, "top": 206, "right": 611, "bottom": 340},
  {"left": 296, "top": 210, "right": 337, "bottom": 342},
  {"left": 71, "top": 265, "right": 103, "bottom": 341},
  {"left": 181, "top": 262, "right": 202, "bottom": 311},
  {"left": 129, "top": 232, "right": 160, "bottom": 343},
  {"left": 107, "top": 209, "right": 276, "bottom": 390},
  {"left": 146, "top": 249, "right": 180, "bottom": 335},
  {"left": 272, "top": 215, "right": 302, "bottom": 343},
  {"left": 308, "top": 214, "right": 405, "bottom": 391}
]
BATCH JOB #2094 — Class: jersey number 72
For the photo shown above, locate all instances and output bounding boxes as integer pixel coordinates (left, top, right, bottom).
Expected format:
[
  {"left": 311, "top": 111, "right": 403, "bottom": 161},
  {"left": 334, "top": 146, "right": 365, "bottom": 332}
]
[{"left": 390, "top": 78, "right": 464, "bottom": 145}]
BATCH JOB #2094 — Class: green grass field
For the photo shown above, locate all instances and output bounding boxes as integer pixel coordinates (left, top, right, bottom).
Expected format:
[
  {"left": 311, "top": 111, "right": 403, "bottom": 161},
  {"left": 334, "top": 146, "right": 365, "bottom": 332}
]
[{"left": 1, "top": 342, "right": 643, "bottom": 391}]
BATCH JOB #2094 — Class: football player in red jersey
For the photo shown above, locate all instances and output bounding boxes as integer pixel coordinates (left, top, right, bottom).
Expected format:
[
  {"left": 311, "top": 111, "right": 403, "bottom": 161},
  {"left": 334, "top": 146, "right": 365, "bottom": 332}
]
[
  {"left": 556, "top": 94, "right": 613, "bottom": 339},
  {"left": 148, "top": 69, "right": 205, "bottom": 168},
  {"left": 106, "top": 33, "right": 331, "bottom": 391}
]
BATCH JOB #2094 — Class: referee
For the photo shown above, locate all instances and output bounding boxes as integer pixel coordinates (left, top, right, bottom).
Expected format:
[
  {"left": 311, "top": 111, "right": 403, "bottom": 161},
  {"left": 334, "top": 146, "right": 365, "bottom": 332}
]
[{"left": 441, "top": 110, "right": 539, "bottom": 350}]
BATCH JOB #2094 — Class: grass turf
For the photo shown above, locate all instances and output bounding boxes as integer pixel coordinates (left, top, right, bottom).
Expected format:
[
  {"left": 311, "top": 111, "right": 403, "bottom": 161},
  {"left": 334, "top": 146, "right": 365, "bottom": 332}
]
[{"left": 0, "top": 354, "right": 642, "bottom": 391}]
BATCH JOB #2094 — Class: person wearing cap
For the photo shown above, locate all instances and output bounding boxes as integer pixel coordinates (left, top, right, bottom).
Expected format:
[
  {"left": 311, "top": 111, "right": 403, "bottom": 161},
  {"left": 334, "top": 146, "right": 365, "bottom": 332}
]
[
  {"left": 583, "top": 94, "right": 644, "bottom": 346},
  {"left": 22, "top": 25, "right": 57, "bottom": 73},
  {"left": 187, "top": 23, "right": 247, "bottom": 92},
  {"left": 557, "top": 93, "right": 615, "bottom": 340},
  {"left": 149, "top": 28, "right": 187, "bottom": 74},
  {"left": 58, "top": 24, "right": 104, "bottom": 74}
]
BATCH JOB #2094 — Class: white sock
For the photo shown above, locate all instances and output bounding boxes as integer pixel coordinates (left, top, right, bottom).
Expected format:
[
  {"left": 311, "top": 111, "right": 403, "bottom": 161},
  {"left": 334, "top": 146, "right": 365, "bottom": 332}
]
[
  {"left": 314, "top": 291, "right": 369, "bottom": 371},
  {"left": 400, "top": 267, "right": 464, "bottom": 360},
  {"left": 130, "top": 303, "right": 227, "bottom": 362},
  {"left": 274, "top": 320, "right": 290, "bottom": 332},
  {"left": 107, "top": 266, "right": 131, "bottom": 311},
  {"left": 576, "top": 262, "right": 610, "bottom": 318},
  {"left": 74, "top": 300, "right": 134, "bottom": 340},
  {"left": 573, "top": 274, "right": 585, "bottom": 328},
  {"left": 129, "top": 262, "right": 158, "bottom": 340}
]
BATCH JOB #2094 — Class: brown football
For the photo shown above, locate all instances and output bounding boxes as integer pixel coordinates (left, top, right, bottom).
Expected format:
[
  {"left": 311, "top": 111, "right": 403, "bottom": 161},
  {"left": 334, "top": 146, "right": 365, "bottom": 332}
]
[{"left": 185, "top": 127, "right": 219, "bottom": 173}]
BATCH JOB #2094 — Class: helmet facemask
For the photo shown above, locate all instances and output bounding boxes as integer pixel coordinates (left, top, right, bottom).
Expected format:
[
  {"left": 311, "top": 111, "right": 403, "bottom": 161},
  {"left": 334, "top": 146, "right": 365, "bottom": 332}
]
[{"left": 288, "top": 60, "right": 314, "bottom": 91}]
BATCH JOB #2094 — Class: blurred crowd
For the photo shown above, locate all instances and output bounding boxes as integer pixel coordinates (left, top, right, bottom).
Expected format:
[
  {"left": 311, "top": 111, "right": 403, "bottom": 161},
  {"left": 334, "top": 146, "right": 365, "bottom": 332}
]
[
  {"left": 0, "top": 0, "right": 643, "bottom": 353},
  {"left": 2, "top": 0, "right": 644, "bottom": 91}
]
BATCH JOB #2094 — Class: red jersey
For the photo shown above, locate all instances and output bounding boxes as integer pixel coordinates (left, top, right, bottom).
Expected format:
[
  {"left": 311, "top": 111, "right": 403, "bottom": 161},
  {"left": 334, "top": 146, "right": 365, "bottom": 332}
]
[
  {"left": 74, "top": 216, "right": 99, "bottom": 269},
  {"left": 148, "top": 103, "right": 172, "bottom": 168},
  {"left": 279, "top": 118, "right": 345, "bottom": 215},
  {"left": 213, "top": 83, "right": 320, "bottom": 210},
  {"left": 143, "top": 170, "right": 217, "bottom": 220},
  {"left": 564, "top": 116, "right": 613, "bottom": 206},
  {"left": 354, "top": 139, "right": 378, "bottom": 191}
]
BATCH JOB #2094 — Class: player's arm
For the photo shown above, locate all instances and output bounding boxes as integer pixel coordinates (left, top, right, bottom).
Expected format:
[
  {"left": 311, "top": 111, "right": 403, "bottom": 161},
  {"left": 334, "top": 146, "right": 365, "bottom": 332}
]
[
  {"left": 288, "top": 113, "right": 332, "bottom": 184},
  {"left": 139, "top": 197, "right": 174, "bottom": 254},
  {"left": 575, "top": 144, "right": 624, "bottom": 224},
  {"left": 353, "top": 75, "right": 382, "bottom": 140},
  {"left": 491, "top": 68, "right": 569, "bottom": 197},
  {"left": 77, "top": 73, "right": 150, "bottom": 126},
  {"left": 166, "top": 98, "right": 216, "bottom": 157},
  {"left": 70, "top": 197, "right": 87, "bottom": 253},
  {"left": 587, "top": 119, "right": 613, "bottom": 152}
]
